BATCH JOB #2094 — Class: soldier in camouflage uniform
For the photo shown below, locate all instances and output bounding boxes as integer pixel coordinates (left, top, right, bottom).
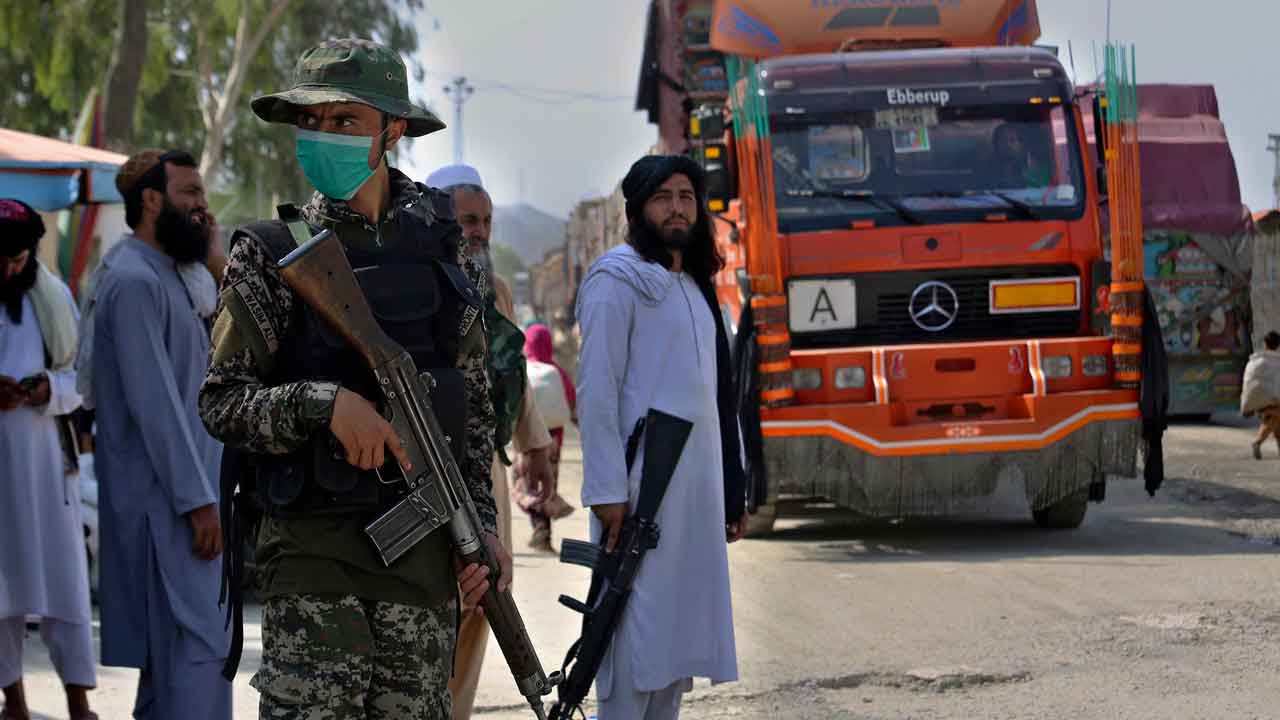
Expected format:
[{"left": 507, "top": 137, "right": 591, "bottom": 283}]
[{"left": 197, "top": 39, "right": 509, "bottom": 719}]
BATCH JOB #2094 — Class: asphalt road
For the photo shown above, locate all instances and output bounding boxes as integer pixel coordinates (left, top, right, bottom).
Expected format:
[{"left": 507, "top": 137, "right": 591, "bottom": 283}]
[{"left": 16, "top": 421, "right": 1280, "bottom": 719}]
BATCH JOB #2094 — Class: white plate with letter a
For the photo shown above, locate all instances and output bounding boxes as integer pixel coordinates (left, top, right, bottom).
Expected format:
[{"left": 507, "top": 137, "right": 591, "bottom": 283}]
[{"left": 788, "top": 279, "right": 857, "bottom": 332}]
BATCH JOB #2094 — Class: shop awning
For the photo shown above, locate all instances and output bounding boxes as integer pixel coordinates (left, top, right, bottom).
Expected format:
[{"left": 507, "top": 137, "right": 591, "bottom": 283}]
[{"left": 0, "top": 127, "right": 128, "bottom": 210}]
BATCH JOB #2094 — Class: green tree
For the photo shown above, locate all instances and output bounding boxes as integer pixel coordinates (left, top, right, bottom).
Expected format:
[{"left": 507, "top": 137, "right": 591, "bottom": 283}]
[
  {"left": 0, "top": 2, "right": 120, "bottom": 139},
  {"left": 0, "top": 0, "right": 428, "bottom": 223}
]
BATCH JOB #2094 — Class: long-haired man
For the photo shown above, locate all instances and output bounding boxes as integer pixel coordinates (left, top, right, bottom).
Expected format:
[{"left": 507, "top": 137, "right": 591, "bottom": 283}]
[{"left": 575, "top": 155, "right": 748, "bottom": 719}]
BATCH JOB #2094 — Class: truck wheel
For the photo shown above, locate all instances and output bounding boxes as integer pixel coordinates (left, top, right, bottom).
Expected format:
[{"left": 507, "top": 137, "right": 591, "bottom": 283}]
[
  {"left": 744, "top": 503, "right": 778, "bottom": 537},
  {"left": 1032, "top": 489, "right": 1089, "bottom": 529}
]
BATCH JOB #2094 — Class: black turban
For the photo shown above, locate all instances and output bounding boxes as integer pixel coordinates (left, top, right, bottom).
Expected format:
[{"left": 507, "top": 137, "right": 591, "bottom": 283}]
[
  {"left": 0, "top": 198, "right": 46, "bottom": 258},
  {"left": 621, "top": 154, "right": 705, "bottom": 220}
]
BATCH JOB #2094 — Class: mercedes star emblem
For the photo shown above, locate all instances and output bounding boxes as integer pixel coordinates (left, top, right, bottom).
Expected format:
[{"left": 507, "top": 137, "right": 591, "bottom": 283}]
[{"left": 909, "top": 281, "right": 959, "bottom": 332}]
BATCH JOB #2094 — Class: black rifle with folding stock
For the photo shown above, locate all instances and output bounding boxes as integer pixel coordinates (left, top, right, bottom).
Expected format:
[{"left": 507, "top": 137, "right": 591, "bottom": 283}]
[
  {"left": 277, "top": 228, "right": 560, "bottom": 719},
  {"left": 548, "top": 409, "right": 694, "bottom": 720}
]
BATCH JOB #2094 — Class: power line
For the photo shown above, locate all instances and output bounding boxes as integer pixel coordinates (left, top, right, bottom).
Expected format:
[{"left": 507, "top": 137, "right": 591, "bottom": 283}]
[{"left": 422, "top": 70, "right": 631, "bottom": 104}]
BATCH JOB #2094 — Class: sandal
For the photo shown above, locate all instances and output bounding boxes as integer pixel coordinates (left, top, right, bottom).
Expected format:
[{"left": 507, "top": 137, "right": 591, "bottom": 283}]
[{"left": 528, "top": 527, "right": 555, "bottom": 553}]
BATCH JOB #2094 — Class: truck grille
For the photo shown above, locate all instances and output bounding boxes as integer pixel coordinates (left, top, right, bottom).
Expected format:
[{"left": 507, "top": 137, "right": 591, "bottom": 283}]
[{"left": 791, "top": 265, "right": 1083, "bottom": 349}]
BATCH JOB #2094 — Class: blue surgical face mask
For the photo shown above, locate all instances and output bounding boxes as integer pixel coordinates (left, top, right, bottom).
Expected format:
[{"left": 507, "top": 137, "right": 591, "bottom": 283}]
[{"left": 294, "top": 127, "right": 385, "bottom": 201}]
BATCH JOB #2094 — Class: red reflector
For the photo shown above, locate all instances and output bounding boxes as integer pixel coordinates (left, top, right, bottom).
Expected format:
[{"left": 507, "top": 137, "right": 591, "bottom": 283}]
[{"left": 935, "top": 358, "right": 976, "bottom": 373}]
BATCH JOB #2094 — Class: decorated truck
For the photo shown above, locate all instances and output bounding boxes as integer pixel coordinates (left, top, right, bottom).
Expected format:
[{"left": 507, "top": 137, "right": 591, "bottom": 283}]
[
  {"left": 635, "top": 0, "right": 1150, "bottom": 532},
  {"left": 1082, "top": 85, "right": 1253, "bottom": 417}
]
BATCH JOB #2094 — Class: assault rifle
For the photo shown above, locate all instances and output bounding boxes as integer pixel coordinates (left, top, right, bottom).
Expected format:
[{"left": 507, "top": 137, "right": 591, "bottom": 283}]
[
  {"left": 548, "top": 409, "right": 693, "bottom": 720},
  {"left": 277, "top": 228, "right": 560, "bottom": 719}
]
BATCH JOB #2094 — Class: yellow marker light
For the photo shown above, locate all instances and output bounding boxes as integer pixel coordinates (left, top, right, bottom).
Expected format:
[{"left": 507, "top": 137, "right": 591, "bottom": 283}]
[
  {"left": 690, "top": 116, "right": 701, "bottom": 137},
  {"left": 1029, "top": 97, "right": 1045, "bottom": 104},
  {"left": 989, "top": 277, "right": 1081, "bottom": 314},
  {"left": 709, "top": 199, "right": 726, "bottom": 211},
  {"left": 706, "top": 146, "right": 722, "bottom": 159}
]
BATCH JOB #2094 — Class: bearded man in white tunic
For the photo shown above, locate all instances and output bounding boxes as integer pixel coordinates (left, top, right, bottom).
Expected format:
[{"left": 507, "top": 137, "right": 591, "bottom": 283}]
[
  {"left": 576, "top": 155, "right": 748, "bottom": 720},
  {"left": 0, "top": 199, "right": 97, "bottom": 720}
]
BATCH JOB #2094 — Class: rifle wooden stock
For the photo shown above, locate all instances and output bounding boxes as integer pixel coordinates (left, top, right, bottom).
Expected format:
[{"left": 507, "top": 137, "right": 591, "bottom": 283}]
[
  {"left": 277, "top": 229, "right": 398, "bottom": 370},
  {"left": 276, "top": 227, "right": 558, "bottom": 718}
]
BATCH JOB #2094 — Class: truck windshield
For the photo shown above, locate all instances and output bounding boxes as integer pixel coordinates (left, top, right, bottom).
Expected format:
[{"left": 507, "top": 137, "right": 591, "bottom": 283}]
[{"left": 771, "top": 101, "right": 1086, "bottom": 232}]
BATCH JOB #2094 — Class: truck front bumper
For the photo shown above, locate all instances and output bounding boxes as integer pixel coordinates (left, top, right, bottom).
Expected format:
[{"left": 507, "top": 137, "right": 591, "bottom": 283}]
[{"left": 759, "top": 335, "right": 1142, "bottom": 516}]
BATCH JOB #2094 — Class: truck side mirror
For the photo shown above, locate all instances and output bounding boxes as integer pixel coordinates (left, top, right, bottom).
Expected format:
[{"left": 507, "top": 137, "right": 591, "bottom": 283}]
[
  {"left": 702, "top": 143, "right": 737, "bottom": 214},
  {"left": 1091, "top": 93, "right": 1108, "bottom": 168},
  {"left": 690, "top": 105, "right": 738, "bottom": 216},
  {"left": 693, "top": 109, "right": 726, "bottom": 141}
]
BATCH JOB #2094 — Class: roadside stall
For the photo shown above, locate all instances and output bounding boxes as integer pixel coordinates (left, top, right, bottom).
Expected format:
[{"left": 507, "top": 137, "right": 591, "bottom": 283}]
[
  {"left": 0, "top": 127, "right": 128, "bottom": 297},
  {"left": 0, "top": 127, "right": 128, "bottom": 597}
]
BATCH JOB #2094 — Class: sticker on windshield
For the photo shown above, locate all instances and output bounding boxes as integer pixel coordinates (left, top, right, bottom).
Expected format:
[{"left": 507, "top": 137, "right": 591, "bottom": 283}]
[
  {"left": 892, "top": 127, "right": 931, "bottom": 154},
  {"left": 874, "top": 107, "right": 939, "bottom": 130},
  {"left": 807, "top": 125, "right": 868, "bottom": 181}
]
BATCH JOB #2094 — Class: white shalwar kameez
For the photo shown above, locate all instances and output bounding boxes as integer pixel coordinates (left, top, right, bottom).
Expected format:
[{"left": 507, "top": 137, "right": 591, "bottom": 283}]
[
  {"left": 0, "top": 290, "right": 94, "bottom": 689},
  {"left": 576, "top": 244, "right": 737, "bottom": 720}
]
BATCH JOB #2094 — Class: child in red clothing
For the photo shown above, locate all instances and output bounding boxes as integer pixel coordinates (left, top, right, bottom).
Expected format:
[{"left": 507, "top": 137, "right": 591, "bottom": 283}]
[{"left": 511, "top": 324, "right": 576, "bottom": 550}]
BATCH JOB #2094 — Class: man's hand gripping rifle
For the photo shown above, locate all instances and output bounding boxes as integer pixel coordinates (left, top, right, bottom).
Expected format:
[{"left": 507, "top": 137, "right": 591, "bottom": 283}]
[
  {"left": 548, "top": 410, "right": 694, "bottom": 720},
  {"left": 277, "top": 229, "right": 560, "bottom": 719}
]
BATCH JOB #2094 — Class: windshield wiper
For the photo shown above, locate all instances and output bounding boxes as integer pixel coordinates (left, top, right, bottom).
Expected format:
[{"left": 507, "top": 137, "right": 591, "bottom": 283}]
[
  {"left": 909, "top": 190, "right": 1042, "bottom": 221},
  {"left": 978, "top": 190, "right": 1043, "bottom": 220},
  {"left": 783, "top": 188, "right": 923, "bottom": 225}
]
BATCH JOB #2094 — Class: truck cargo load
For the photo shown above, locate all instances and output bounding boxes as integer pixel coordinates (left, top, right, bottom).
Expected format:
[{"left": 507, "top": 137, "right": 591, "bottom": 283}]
[
  {"left": 1083, "top": 85, "right": 1253, "bottom": 415},
  {"left": 710, "top": 0, "right": 1040, "bottom": 57}
]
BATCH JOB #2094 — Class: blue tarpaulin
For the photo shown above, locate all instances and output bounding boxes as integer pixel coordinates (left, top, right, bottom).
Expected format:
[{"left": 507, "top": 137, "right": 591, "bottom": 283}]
[{"left": 0, "top": 127, "right": 127, "bottom": 210}]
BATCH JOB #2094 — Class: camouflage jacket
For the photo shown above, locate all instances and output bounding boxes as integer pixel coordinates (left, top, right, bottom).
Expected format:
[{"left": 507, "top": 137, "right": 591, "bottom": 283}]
[{"left": 198, "top": 169, "right": 497, "bottom": 534}]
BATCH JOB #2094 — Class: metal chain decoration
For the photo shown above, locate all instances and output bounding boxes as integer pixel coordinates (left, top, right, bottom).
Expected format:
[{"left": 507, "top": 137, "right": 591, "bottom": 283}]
[
  {"left": 726, "top": 55, "right": 795, "bottom": 406},
  {"left": 1104, "top": 43, "right": 1145, "bottom": 388}
]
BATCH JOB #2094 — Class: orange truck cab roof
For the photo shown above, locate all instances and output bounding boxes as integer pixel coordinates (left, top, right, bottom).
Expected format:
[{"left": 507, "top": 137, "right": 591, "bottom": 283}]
[{"left": 710, "top": 0, "right": 1041, "bottom": 57}]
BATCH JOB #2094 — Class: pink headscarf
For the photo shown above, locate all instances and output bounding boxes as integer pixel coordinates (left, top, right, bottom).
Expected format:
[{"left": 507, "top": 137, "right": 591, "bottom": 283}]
[
  {"left": 523, "top": 323, "right": 575, "bottom": 425},
  {"left": 524, "top": 323, "right": 555, "bottom": 364}
]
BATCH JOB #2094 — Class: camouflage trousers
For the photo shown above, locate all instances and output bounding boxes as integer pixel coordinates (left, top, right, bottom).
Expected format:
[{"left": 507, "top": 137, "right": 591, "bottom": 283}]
[{"left": 252, "top": 594, "right": 456, "bottom": 719}]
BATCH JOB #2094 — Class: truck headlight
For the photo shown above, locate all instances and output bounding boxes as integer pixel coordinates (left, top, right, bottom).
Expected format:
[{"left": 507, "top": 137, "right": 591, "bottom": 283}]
[
  {"left": 792, "top": 368, "right": 823, "bottom": 391},
  {"left": 1082, "top": 354, "right": 1109, "bottom": 377},
  {"left": 1041, "top": 355, "right": 1073, "bottom": 379},
  {"left": 834, "top": 366, "right": 866, "bottom": 389}
]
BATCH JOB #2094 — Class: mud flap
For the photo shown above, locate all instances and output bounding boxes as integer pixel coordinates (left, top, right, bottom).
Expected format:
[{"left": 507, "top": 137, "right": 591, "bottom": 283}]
[{"left": 732, "top": 302, "right": 768, "bottom": 512}]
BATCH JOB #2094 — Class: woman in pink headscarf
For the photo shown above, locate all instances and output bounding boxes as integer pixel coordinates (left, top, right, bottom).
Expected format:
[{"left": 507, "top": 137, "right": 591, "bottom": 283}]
[{"left": 512, "top": 323, "right": 576, "bottom": 551}]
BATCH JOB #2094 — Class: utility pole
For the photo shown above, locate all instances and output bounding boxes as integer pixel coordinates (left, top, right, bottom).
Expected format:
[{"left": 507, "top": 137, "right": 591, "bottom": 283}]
[
  {"left": 442, "top": 77, "right": 474, "bottom": 165},
  {"left": 1269, "top": 133, "right": 1280, "bottom": 210}
]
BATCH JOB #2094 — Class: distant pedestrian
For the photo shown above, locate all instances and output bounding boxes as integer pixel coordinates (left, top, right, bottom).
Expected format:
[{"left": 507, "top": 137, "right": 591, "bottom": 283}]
[
  {"left": 0, "top": 199, "right": 97, "bottom": 720},
  {"left": 92, "top": 150, "right": 231, "bottom": 720},
  {"left": 1243, "top": 331, "right": 1280, "bottom": 459},
  {"left": 512, "top": 323, "right": 578, "bottom": 552},
  {"left": 576, "top": 155, "right": 747, "bottom": 719},
  {"left": 426, "top": 163, "right": 554, "bottom": 719}
]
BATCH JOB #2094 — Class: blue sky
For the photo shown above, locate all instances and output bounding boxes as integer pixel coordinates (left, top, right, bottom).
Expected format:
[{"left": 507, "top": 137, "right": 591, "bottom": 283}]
[{"left": 401, "top": 0, "right": 1279, "bottom": 216}]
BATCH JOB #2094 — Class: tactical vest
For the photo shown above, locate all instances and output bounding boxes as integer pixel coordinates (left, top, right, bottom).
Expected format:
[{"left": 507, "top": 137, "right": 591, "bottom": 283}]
[{"left": 238, "top": 203, "right": 480, "bottom": 517}]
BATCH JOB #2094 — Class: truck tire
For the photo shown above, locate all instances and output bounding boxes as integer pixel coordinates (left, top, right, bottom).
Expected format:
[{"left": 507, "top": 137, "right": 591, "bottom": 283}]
[
  {"left": 1032, "top": 489, "right": 1089, "bottom": 529},
  {"left": 744, "top": 502, "right": 778, "bottom": 537}
]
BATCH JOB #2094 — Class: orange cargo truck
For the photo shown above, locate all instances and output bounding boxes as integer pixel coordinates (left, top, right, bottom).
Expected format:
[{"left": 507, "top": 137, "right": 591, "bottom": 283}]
[{"left": 636, "top": 0, "right": 1145, "bottom": 532}]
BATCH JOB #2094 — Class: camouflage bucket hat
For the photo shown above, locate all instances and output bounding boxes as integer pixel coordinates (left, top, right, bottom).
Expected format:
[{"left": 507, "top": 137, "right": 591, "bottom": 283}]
[{"left": 251, "top": 38, "right": 445, "bottom": 137}]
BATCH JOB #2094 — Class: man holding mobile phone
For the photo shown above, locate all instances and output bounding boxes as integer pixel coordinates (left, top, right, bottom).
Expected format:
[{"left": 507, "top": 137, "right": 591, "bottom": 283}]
[
  {"left": 0, "top": 199, "right": 97, "bottom": 720},
  {"left": 92, "top": 150, "right": 232, "bottom": 719}
]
